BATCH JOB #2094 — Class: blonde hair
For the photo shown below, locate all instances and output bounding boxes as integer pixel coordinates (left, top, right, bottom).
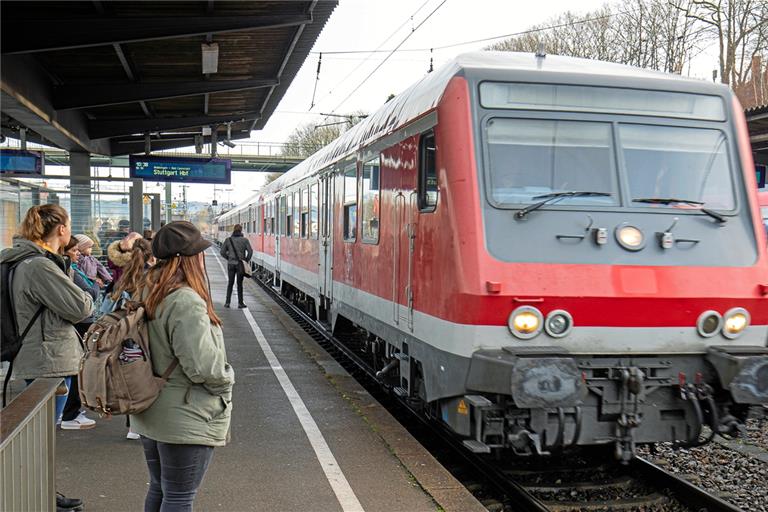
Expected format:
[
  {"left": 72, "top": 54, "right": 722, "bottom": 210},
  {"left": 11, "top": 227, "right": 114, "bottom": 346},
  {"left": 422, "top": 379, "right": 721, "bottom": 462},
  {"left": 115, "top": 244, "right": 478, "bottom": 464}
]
[{"left": 19, "top": 204, "right": 69, "bottom": 241}]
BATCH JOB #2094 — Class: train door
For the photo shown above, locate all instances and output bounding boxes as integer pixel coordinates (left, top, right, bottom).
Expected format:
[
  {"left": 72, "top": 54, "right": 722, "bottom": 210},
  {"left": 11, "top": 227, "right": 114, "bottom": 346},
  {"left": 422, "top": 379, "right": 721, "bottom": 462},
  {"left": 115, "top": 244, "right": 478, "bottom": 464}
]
[
  {"left": 274, "top": 196, "right": 281, "bottom": 286},
  {"left": 319, "top": 172, "right": 334, "bottom": 302},
  {"left": 392, "top": 190, "right": 416, "bottom": 331}
]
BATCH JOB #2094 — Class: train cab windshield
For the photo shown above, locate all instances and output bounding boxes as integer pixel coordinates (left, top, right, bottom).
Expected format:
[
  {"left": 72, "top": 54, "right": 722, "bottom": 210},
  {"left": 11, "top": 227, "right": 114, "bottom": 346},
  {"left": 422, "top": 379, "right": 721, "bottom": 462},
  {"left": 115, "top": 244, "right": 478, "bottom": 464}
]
[{"left": 480, "top": 82, "right": 736, "bottom": 213}]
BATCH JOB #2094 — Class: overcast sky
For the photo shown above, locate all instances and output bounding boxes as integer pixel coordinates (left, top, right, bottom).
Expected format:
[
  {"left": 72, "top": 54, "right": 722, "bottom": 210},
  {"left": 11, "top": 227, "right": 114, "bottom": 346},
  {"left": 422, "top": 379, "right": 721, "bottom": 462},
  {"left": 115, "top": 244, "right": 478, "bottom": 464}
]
[{"left": 186, "top": 0, "right": 720, "bottom": 204}]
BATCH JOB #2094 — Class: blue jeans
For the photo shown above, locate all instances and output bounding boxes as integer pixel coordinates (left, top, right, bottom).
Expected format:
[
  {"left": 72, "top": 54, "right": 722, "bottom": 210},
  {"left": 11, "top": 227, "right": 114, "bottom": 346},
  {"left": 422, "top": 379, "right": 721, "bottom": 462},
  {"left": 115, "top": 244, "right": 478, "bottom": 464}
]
[
  {"left": 26, "top": 376, "right": 71, "bottom": 424},
  {"left": 141, "top": 437, "right": 214, "bottom": 512}
]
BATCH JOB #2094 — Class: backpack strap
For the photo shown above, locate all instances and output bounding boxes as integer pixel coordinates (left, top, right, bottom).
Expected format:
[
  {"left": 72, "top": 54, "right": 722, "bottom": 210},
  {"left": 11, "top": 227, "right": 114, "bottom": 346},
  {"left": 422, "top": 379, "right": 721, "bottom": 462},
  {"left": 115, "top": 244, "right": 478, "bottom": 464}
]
[
  {"left": 1, "top": 305, "right": 43, "bottom": 406},
  {"left": 160, "top": 358, "right": 179, "bottom": 380},
  {"left": 226, "top": 236, "right": 239, "bottom": 260}
]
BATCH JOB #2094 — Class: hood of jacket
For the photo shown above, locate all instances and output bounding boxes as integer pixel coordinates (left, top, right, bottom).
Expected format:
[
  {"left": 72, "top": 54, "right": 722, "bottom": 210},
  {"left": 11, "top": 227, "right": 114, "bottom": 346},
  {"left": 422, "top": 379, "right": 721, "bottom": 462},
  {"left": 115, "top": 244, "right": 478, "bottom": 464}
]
[
  {"left": 107, "top": 240, "right": 133, "bottom": 267},
  {"left": 0, "top": 237, "right": 67, "bottom": 271}
]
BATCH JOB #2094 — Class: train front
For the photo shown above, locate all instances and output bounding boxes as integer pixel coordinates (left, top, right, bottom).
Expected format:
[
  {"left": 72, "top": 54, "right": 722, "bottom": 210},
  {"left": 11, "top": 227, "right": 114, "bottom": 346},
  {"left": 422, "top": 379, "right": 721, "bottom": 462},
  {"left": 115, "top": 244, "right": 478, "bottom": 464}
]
[{"left": 445, "top": 55, "right": 768, "bottom": 461}]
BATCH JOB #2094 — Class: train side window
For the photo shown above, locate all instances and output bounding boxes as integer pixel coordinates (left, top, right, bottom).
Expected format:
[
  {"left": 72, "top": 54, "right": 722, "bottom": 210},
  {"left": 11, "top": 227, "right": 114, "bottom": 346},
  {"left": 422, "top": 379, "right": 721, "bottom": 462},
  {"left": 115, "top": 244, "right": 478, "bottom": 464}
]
[
  {"left": 287, "top": 193, "right": 294, "bottom": 237},
  {"left": 361, "top": 156, "right": 380, "bottom": 243},
  {"left": 296, "top": 187, "right": 309, "bottom": 238},
  {"left": 310, "top": 183, "right": 319, "bottom": 239},
  {"left": 343, "top": 164, "right": 357, "bottom": 242},
  {"left": 280, "top": 196, "right": 287, "bottom": 236},
  {"left": 418, "top": 131, "right": 438, "bottom": 212},
  {"left": 273, "top": 198, "right": 278, "bottom": 235},
  {"left": 291, "top": 192, "right": 298, "bottom": 238},
  {"left": 301, "top": 187, "right": 309, "bottom": 238}
]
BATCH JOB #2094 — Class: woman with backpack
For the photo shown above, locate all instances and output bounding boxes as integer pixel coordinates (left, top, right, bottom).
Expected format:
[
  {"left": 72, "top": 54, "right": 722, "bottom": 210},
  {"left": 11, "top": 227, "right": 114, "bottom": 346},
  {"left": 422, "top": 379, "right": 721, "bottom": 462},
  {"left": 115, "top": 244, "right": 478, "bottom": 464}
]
[
  {"left": 0, "top": 204, "right": 93, "bottom": 511},
  {"left": 131, "top": 221, "right": 234, "bottom": 511}
]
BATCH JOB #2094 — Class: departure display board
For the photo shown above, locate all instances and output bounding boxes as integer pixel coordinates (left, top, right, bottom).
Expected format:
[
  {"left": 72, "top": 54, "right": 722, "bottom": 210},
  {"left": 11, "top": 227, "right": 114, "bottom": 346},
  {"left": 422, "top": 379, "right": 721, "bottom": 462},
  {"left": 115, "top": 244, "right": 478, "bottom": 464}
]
[
  {"left": 129, "top": 155, "right": 231, "bottom": 184},
  {"left": 0, "top": 149, "right": 43, "bottom": 176},
  {"left": 757, "top": 164, "right": 766, "bottom": 189}
]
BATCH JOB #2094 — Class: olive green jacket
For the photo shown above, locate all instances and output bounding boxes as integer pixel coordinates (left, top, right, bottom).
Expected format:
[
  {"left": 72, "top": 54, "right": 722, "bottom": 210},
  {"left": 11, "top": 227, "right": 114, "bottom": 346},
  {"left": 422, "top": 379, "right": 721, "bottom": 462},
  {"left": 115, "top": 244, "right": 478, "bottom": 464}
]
[
  {"left": 0, "top": 237, "right": 93, "bottom": 378},
  {"left": 131, "top": 287, "right": 234, "bottom": 446}
]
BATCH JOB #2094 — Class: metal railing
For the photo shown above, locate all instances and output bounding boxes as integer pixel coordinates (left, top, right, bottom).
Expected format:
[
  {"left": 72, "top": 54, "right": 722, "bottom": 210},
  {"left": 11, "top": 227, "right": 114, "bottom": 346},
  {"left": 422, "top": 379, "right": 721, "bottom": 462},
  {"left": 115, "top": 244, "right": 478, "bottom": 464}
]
[
  {"left": 1, "top": 139, "right": 309, "bottom": 161},
  {"left": 0, "top": 378, "right": 61, "bottom": 512}
]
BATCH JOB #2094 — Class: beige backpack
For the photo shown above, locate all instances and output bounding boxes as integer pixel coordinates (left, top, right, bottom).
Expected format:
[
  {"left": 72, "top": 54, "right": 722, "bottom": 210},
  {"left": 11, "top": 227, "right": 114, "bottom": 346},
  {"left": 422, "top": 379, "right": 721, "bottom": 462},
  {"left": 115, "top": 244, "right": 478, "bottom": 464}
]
[{"left": 79, "top": 302, "right": 177, "bottom": 416}]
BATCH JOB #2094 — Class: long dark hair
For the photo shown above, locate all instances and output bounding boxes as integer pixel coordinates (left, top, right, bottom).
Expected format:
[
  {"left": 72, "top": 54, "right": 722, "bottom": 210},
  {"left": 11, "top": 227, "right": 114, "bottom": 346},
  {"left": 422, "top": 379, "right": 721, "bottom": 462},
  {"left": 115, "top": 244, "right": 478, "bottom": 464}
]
[
  {"left": 112, "top": 238, "right": 153, "bottom": 300},
  {"left": 144, "top": 254, "right": 221, "bottom": 326}
]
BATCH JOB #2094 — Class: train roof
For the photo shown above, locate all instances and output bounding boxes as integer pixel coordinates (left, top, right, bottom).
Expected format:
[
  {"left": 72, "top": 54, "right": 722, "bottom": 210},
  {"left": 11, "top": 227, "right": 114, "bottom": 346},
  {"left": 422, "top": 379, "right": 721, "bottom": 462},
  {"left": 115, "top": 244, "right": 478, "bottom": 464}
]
[{"left": 222, "top": 51, "right": 730, "bottom": 218}]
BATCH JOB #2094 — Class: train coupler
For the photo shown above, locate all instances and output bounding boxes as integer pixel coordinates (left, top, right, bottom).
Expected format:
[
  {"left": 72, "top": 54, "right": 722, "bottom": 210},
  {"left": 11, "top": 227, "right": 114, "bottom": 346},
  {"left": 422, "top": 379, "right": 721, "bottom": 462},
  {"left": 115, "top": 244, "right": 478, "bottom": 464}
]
[{"left": 614, "top": 366, "right": 644, "bottom": 463}]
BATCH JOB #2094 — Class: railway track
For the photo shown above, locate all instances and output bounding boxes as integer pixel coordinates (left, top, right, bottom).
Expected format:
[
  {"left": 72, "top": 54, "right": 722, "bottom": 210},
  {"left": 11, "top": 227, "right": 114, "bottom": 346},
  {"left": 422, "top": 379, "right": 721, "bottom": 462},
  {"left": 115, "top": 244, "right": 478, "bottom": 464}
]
[{"left": 253, "top": 276, "right": 744, "bottom": 512}]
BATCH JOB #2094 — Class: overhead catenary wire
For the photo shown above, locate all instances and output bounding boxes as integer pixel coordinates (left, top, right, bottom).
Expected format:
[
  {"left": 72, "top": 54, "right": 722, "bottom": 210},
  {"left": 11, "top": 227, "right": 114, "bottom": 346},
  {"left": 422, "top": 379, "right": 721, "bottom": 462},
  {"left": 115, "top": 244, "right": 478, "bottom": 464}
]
[
  {"left": 309, "top": 0, "right": 433, "bottom": 111},
  {"left": 311, "top": 8, "right": 633, "bottom": 56},
  {"left": 327, "top": 0, "right": 449, "bottom": 116}
]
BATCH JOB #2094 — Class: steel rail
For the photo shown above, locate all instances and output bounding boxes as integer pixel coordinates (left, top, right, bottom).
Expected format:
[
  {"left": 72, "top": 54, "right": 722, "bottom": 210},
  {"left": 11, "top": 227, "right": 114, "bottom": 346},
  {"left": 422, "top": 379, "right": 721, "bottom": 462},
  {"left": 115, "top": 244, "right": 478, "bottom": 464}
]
[{"left": 631, "top": 457, "right": 742, "bottom": 512}]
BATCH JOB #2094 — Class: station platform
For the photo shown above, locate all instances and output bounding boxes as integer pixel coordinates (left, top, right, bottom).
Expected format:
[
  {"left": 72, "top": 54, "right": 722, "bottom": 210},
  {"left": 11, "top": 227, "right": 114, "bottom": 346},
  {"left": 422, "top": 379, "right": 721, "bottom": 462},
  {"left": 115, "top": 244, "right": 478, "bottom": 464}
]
[{"left": 49, "top": 251, "right": 483, "bottom": 512}]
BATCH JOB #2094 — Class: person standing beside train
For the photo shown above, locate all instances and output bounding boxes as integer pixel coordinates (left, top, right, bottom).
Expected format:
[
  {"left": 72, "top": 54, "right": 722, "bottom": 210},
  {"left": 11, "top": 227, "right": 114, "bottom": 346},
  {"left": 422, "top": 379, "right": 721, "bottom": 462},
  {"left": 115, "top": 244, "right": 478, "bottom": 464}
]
[
  {"left": 220, "top": 224, "right": 252, "bottom": 309},
  {"left": 130, "top": 221, "right": 234, "bottom": 511}
]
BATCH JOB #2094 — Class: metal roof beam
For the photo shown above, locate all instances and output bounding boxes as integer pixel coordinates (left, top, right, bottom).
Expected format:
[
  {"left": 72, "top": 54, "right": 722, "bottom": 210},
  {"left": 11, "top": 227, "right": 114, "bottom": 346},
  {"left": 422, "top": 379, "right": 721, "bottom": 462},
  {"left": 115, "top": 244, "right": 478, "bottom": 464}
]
[
  {"left": 1, "top": 14, "right": 313, "bottom": 54},
  {"left": 54, "top": 79, "right": 279, "bottom": 110},
  {"left": 89, "top": 112, "right": 260, "bottom": 140}
]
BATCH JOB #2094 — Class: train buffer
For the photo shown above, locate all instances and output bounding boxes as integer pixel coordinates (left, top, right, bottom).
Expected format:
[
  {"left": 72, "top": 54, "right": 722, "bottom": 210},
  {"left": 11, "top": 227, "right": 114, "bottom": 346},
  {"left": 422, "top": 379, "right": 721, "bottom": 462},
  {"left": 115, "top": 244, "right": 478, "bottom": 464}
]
[{"left": 38, "top": 251, "right": 484, "bottom": 512}]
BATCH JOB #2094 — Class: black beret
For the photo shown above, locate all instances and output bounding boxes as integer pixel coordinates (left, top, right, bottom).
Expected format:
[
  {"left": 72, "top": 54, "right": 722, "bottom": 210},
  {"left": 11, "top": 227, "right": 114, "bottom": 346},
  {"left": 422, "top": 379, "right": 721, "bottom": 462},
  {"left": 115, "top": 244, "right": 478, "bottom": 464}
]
[{"left": 152, "top": 221, "right": 211, "bottom": 259}]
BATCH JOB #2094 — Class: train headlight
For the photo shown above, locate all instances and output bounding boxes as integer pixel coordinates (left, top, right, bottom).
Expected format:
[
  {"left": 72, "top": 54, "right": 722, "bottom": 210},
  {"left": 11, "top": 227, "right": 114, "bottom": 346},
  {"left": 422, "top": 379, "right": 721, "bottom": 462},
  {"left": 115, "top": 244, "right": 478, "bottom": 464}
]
[
  {"left": 509, "top": 306, "right": 543, "bottom": 339},
  {"left": 545, "top": 310, "right": 573, "bottom": 338},
  {"left": 616, "top": 224, "right": 645, "bottom": 251},
  {"left": 696, "top": 311, "right": 723, "bottom": 338},
  {"left": 723, "top": 308, "right": 749, "bottom": 339}
]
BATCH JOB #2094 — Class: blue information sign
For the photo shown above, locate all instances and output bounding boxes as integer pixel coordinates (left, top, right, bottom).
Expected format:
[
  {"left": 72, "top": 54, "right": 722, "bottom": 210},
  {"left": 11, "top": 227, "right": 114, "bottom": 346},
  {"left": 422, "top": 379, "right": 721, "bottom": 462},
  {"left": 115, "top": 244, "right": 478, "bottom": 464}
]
[
  {"left": 0, "top": 149, "right": 43, "bottom": 176},
  {"left": 129, "top": 155, "right": 231, "bottom": 184}
]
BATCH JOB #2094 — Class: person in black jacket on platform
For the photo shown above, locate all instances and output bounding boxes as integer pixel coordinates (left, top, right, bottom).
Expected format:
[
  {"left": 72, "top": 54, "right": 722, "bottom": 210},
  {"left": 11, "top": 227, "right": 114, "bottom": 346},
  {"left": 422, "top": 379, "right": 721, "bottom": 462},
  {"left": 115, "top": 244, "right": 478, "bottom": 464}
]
[{"left": 220, "top": 224, "right": 252, "bottom": 308}]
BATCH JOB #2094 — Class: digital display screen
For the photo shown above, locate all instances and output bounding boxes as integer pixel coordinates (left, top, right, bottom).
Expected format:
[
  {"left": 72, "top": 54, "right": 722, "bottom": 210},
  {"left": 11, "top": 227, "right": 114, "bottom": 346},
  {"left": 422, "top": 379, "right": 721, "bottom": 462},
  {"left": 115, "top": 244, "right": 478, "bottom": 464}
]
[
  {"left": 129, "top": 155, "right": 231, "bottom": 184},
  {"left": 757, "top": 164, "right": 767, "bottom": 189},
  {"left": 0, "top": 149, "right": 43, "bottom": 176}
]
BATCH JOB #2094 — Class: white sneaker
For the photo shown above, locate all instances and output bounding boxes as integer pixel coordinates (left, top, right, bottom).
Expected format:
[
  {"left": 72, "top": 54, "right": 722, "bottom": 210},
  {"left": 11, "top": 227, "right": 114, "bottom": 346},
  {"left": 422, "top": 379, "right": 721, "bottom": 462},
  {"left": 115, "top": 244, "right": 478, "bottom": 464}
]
[
  {"left": 61, "top": 412, "right": 96, "bottom": 430},
  {"left": 126, "top": 429, "right": 140, "bottom": 440}
]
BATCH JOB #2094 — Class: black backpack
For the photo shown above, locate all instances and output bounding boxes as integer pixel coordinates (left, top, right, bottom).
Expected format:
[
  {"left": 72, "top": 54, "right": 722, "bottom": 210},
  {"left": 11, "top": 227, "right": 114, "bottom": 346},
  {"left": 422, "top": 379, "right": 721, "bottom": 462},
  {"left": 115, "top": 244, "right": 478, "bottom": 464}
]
[{"left": 1, "top": 254, "right": 45, "bottom": 406}]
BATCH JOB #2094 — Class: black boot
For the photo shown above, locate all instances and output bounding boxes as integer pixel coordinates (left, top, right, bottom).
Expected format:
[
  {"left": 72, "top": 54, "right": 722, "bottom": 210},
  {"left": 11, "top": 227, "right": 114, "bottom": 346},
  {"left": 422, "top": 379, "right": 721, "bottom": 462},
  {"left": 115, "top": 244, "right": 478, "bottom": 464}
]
[
  {"left": 57, "top": 492, "right": 83, "bottom": 511},
  {"left": 224, "top": 302, "right": 230, "bottom": 308},
  {"left": 237, "top": 302, "right": 247, "bottom": 308}
]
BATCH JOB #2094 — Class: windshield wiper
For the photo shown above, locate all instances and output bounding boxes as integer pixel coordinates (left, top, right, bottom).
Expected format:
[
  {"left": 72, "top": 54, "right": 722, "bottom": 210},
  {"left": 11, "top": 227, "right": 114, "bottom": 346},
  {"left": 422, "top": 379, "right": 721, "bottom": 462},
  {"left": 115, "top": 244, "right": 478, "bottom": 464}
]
[
  {"left": 632, "top": 197, "right": 727, "bottom": 224},
  {"left": 515, "top": 191, "right": 611, "bottom": 220}
]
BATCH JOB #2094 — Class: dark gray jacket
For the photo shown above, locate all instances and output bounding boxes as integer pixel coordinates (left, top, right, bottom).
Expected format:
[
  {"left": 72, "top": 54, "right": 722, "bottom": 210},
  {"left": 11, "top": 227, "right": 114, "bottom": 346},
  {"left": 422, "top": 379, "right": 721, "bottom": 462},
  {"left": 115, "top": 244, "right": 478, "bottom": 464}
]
[
  {"left": 0, "top": 237, "right": 93, "bottom": 378},
  {"left": 220, "top": 233, "right": 252, "bottom": 267}
]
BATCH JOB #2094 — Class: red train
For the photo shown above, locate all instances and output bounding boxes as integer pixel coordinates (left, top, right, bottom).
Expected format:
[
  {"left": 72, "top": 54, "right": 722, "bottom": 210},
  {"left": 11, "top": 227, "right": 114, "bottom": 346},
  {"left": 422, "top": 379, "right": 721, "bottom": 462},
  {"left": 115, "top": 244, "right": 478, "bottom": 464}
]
[{"left": 216, "top": 52, "right": 768, "bottom": 461}]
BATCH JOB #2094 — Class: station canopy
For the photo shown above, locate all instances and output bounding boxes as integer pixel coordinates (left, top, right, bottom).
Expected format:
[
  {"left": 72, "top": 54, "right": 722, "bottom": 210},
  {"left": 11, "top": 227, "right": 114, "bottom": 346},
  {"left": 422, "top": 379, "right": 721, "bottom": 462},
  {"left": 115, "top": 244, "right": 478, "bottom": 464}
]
[{"left": 0, "top": 1, "right": 336, "bottom": 156}]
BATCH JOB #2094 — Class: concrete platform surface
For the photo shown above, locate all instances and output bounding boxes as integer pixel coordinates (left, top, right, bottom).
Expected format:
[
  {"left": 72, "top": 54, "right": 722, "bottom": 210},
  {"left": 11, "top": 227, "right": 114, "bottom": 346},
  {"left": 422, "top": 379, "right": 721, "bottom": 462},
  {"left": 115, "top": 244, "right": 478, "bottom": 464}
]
[{"left": 51, "top": 251, "right": 482, "bottom": 512}]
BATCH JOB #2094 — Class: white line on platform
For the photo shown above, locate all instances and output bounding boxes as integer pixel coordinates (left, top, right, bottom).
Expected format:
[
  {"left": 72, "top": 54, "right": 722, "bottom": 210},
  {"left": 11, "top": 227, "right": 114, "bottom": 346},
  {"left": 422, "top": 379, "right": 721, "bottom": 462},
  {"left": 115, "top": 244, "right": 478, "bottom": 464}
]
[{"left": 208, "top": 250, "right": 365, "bottom": 512}]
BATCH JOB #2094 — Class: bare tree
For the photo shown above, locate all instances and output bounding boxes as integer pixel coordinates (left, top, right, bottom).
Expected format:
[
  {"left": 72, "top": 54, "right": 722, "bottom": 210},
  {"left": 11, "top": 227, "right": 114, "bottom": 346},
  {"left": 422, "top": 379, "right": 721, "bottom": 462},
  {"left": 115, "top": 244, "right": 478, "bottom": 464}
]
[
  {"left": 681, "top": 0, "right": 767, "bottom": 86},
  {"left": 489, "top": 0, "right": 707, "bottom": 75},
  {"left": 281, "top": 112, "right": 367, "bottom": 158}
]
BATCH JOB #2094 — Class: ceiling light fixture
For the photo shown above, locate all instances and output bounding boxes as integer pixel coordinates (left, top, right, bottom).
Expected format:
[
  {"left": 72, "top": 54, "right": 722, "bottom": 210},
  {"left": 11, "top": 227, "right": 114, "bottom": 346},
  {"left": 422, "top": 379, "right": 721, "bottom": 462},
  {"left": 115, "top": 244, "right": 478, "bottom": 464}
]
[{"left": 201, "top": 43, "right": 219, "bottom": 74}]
